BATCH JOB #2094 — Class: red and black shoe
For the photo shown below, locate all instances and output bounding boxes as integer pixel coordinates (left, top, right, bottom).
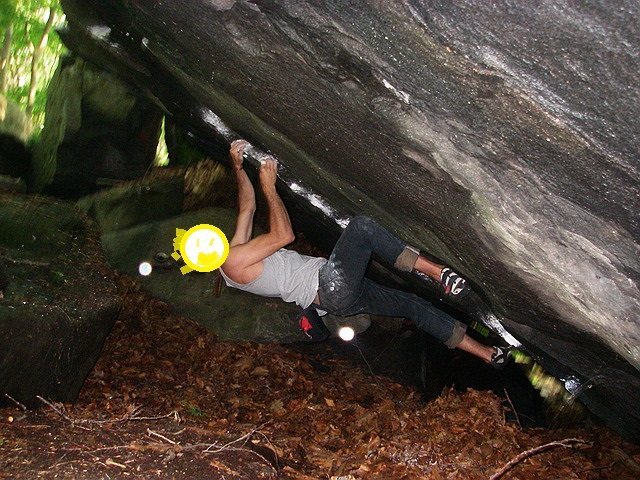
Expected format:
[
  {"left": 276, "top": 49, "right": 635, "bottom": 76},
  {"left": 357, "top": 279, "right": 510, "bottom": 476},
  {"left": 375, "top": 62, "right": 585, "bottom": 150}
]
[{"left": 298, "top": 306, "right": 331, "bottom": 342}]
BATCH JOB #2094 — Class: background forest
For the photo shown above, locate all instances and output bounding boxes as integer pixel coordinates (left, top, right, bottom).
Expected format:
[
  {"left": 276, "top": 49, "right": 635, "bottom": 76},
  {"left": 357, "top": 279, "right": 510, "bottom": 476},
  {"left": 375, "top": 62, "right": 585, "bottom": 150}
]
[{"left": 0, "top": 0, "right": 64, "bottom": 137}]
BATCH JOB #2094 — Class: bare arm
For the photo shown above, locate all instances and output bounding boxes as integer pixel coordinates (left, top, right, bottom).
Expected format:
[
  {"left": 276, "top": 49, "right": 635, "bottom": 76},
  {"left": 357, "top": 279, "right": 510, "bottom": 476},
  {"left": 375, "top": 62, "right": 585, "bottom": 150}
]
[
  {"left": 260, "top": 159, "right": 294, "bottom": 245},
  {"left": 230, "top": 159, "right": 294, "bottom": 264},
  {"left": 222, "top": 158, "right": 294, "bottom": 281},
  {"left": 228, "top": 140, "right": 256, "bottom": 246}
]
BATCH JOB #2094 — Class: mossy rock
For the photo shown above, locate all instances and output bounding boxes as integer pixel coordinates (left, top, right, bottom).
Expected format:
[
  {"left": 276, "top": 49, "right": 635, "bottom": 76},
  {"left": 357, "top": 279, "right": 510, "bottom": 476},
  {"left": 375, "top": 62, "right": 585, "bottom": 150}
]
[
  {"left": 77, "top": 175, "right": 184, "bottom": 233},
  {"left": 0, "top": 194, "right": 119, "bottom": 405},
  {"left": 0, "top": 195, "right": 82, "bottom": 260},
  {"left": 32, "top": 56, "right": 141, "bottom": 192}
]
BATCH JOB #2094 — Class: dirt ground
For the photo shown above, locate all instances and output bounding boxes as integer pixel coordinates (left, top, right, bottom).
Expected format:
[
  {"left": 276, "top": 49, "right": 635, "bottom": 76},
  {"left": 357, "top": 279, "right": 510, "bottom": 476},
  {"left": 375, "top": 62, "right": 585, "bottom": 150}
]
[{"left": 1, "top": 275, "right": 639, "bottom": 479}]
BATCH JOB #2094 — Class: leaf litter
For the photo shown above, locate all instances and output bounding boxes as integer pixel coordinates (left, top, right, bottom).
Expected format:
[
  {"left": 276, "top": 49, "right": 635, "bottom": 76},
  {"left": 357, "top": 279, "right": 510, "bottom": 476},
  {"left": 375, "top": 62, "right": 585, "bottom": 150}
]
[{"left": 1, "top": 275, "right": 638, "bottom": 479}]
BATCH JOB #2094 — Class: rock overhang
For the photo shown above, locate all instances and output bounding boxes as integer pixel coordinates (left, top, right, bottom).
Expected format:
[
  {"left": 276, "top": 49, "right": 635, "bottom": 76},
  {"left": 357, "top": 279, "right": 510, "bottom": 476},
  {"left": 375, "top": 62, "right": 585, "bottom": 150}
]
[{"left": 58, "top": 0, "right": 639, "bottom": 440}]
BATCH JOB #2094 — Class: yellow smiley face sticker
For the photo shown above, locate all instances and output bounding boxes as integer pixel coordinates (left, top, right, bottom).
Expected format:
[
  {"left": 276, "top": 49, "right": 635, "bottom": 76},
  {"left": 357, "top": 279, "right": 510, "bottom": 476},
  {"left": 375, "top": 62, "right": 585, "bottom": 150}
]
[{"left": 171, "top": 224, "right": 229, "bottom": 274}]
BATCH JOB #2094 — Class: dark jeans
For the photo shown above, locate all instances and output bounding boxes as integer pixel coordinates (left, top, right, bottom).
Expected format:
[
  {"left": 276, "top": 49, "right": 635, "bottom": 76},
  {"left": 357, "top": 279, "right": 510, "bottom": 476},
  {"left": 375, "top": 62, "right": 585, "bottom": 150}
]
[{"left": 315, "top": 216, "right": 466, "bottom": 348}]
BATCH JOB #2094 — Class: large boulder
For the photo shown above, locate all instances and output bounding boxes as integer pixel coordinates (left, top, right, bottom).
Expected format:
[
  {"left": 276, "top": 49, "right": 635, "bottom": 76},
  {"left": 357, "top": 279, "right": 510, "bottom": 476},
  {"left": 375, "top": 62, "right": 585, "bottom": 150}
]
[
  {"left": 32, "top": 56, "right": 162, "bottom": 195},
  {"left": 0, "top": 194, "right": 119, "bottom": 406},
  {"left": 59, "top": 0, "right": 639, "bottom": 439}
]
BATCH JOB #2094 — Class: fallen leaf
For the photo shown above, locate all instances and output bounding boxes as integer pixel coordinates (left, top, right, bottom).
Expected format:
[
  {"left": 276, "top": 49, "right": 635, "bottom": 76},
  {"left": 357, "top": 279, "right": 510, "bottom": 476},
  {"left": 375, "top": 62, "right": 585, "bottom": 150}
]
[
  {"left": 232, "top": 356, "right": 253, "bottom": 372},
  {"left": 270, "top": 399, "right": 285, "bottom": 415},
  {"left": 250, "top": 366, "right": 269, "bottom": 376}
]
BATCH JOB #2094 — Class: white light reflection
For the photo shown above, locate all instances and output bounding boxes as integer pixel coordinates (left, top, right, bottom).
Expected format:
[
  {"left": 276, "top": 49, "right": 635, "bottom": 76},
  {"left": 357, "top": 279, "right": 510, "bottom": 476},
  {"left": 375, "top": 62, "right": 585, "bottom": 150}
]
[
  {"left": 288, "top": 181, "right": 350, "bottom": 228},
  {"left": 481, "top": 312, "right": 522, "bottom": 347},
  {"left": 138, "top": 262, "right": 153, "bottom": 276},
  {"left": 338, "top": 326, "right": 355, "bottom": 342},
  {"left": 199, "top": 107, "right": 235, "bottom": 141},
  {"left": 88, "top": 25, "right": 111, "bottom": 40}
]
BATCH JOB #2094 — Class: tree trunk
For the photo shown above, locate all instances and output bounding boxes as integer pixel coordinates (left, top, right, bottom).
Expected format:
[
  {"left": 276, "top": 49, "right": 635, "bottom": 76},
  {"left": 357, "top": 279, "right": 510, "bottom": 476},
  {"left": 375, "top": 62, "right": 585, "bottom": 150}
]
[
  {"left": 26, "top": 8, "right": 55, "bottom": 114},
  {"left": 0, "top": 25, "right": 13, "bottom": 95}
]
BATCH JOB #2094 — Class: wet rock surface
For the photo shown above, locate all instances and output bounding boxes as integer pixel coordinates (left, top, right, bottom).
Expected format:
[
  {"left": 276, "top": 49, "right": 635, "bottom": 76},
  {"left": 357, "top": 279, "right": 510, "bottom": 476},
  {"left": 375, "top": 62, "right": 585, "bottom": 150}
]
[{"left": 57, "top": 0, "right": 639, "bottom": 439}]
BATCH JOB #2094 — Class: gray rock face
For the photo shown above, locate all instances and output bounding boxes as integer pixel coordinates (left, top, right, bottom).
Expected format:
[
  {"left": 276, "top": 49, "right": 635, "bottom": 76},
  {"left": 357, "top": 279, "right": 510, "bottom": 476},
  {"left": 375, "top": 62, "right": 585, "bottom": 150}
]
[{"left": 59, "top": 0, "right": 639, "bottom": 439}]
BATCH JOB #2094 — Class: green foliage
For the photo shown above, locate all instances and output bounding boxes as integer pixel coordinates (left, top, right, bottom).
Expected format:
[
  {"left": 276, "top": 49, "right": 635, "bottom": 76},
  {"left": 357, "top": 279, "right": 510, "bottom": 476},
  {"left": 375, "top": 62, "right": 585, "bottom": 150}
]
[
  {"left": 1, "top": 0, "right": 65, "bottom": 134},
  {"left": 0, "top": 0, "right": 17, "bottom": 29},
  {"left": 184, "top": 403, "right": 206, "bottom": 417}
]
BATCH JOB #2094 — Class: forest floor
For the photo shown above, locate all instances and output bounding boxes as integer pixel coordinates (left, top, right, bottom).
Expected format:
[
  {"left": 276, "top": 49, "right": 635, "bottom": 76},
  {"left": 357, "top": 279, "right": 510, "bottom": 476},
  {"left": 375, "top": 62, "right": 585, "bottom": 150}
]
[{"left": 1, "top": 274, "right": 639, "bottom": 480}]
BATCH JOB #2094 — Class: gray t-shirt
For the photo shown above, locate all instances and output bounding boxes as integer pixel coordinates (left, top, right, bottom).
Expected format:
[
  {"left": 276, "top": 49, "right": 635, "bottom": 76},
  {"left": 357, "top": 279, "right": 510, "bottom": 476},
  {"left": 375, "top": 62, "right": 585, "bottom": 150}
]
[{"left": 220, "top": 249, "right": 327, "bottom": 309}]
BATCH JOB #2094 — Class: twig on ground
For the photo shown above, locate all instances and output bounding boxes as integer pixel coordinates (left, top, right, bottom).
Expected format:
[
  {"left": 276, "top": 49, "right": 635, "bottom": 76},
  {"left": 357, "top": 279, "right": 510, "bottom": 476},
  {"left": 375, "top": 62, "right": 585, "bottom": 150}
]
[
  {"left": 255, "top": 430, "right": 281, "bottom": 470},
  {"left": 83, "top": 445, "right": 135, "bottom": 454},
  {"left": 105, "top": 458, "right": 127, "bottom": 469},
  {"left": 203, "top": 423, "right": 278, "bottom": 473},
  {"left": 4, "top": 394, "right": 27, "bottom": 411},
  {"left": 503, "top": 388, "right": 521, "bottom": 429},
  {"left": 147, "top": 429, "right": 177, "bottom": 445},
  {"left": 36, "top": 396, "right": 179, "bottom": 426},
  {"left": 0, "top": 254, "right": 50, "bottom": 267},
  {"left": 137, "top": 422, "right": 274, "bottom": 456},
  {"left": 174, "top": 421, "right": 272, "bottom": 454},
  {"left": 203, "top": 425, "right": 261, "bottom": 453},
  {"left": 490, "top": 438, "right": 591, "bottom": 480},
  {"left": 36, "top": 396, "right": 79, "bottom": 424},
  {"left": 352, "top": 342, "right": 375, "bottom": 376},
  {"left": 127, "top": 422, "right": 277, "bottom": 473}
]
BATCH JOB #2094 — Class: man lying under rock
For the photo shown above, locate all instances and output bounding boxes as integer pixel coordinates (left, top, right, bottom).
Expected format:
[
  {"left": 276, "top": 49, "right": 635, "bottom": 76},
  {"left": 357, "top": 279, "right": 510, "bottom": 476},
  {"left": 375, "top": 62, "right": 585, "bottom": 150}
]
[{"left": 220, "top": 140, "right": 510, "bottom": 369}]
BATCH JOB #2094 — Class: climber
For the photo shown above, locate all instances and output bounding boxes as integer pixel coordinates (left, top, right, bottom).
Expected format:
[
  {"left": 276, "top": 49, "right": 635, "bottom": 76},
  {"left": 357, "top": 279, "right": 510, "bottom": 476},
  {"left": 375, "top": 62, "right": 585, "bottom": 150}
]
[{"left": 219, "top": 140, "right": 510, "bottom": 369}]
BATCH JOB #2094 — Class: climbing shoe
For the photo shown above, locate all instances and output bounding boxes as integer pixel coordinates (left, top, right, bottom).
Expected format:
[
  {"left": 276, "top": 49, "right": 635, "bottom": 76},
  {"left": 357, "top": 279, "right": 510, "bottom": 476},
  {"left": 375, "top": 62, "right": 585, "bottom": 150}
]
[
  {"left": 298, "top": 306, "right": 331, "bottom": 342},
  {"left": 490, "top": 346, "right": 512, "bottom": 370},
  {"left": 440, "top": 267, "right": 470, "bottom": 296}
]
